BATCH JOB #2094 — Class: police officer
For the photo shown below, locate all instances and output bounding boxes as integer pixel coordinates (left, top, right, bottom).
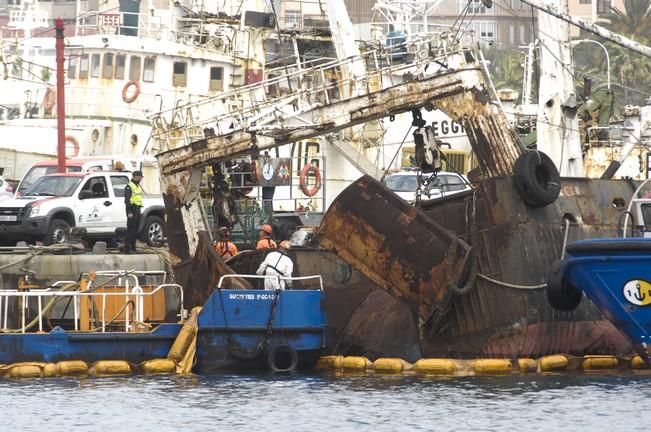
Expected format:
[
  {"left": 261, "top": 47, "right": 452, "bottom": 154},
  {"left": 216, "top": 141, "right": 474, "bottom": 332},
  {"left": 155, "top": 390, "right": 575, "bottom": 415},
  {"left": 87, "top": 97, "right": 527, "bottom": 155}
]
[{"left": 124, "top": 170, "right": 143, "bottom": 254}]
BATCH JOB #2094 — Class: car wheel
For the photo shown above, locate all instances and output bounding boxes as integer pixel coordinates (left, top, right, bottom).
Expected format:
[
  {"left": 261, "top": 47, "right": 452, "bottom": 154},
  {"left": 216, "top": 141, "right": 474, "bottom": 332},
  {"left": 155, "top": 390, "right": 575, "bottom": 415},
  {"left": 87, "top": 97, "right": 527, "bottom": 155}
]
[
  {"left": 140, "top": 215, "right": 165, "bottom": 247},
  {"left": 45, "top": 219, "right": 70, "bottom": 245}
]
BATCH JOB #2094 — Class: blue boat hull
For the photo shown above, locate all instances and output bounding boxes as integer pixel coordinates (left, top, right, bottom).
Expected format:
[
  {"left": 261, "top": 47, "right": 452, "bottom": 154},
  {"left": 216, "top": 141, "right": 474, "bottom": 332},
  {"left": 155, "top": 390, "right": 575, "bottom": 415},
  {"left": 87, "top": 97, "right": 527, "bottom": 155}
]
[
  {"left": 561, "top": 238, "right": 651, "bottom": 360},
  {"left": 0, "top": 289, "right": 326, "bottom": 371}
]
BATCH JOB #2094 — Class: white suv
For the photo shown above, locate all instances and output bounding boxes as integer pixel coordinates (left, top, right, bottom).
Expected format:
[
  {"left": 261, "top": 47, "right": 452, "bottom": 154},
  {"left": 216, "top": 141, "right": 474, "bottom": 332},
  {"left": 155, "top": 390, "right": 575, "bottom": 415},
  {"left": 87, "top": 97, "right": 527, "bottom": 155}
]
[
  {"left": 383, "top": 170, "right": 472, "bottom": 203},
  {"left": 0, "top": 171, "right": 165, "bottom": 246}
]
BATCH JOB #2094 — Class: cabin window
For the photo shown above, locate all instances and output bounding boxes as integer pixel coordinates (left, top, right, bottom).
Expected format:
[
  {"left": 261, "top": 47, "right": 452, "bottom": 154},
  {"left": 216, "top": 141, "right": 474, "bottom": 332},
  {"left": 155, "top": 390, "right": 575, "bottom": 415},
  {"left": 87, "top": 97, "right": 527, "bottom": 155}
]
[
  {"left": 209, "top": 66, "right": 224, "bottom": 91},
  {"left": 68, "top": 56, "right": 78, "bottom": 79},
  {"left": 79, "top": 54, "right": 89, "bottom": 79},
  {"left": 129, "top": 56, "right": 141, "bottom": 81},
  {"left": 102, "top": 53, "right": 114, "bottom": 79},
  {"left": 110, "top": 176, "right": 129, "bottom": 197},
  {"left": 115, "top": 54, "right": 126, "bottom": 79},
  {"left": 90, "top": 53, "right": 101, "bottom": 78},
  {"left": 172, "top": 61, "right": 187, "bottom": 87},
  {"left": 143, "top": 56, "right": 156, "bottom": 82}
]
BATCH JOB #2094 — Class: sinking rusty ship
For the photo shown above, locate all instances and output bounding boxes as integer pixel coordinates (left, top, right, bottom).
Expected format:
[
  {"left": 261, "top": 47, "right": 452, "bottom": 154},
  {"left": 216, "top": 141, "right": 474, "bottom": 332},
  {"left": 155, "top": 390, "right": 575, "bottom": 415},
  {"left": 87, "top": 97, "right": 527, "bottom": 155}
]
[{"left": 148, "top": 2, "right": 643, "bottom": 361}]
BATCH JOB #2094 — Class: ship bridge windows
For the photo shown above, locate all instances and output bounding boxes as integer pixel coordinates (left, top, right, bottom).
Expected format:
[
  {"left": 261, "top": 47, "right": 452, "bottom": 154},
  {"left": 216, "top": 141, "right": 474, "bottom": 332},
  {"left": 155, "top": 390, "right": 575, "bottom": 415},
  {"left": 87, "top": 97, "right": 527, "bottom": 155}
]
[
  {"left": 173, "top": 61, "right": 187, "bottom": 87},
  {"left": 102, "top": 53, "right": 114, "bottom": 79},
  {"left": 115, "top": 54, "right": 126, "bottom": 79},
  {"left": 90, "top": 53, "right": 101, "bottom": 78},
  {"left": 209, "top": 66, "right": 223, "bottom": 91},
  {"left": 129, "top": 56, "right": 141, "bottom": 81},
  {"left": 143, "top": 56, "right": 156, "bottom": 82},
  {"left": 68, "top": 56, "right": 78, "bottom": 79},
  {"left": 79, "top": 54, "right": 89, "bottom": 79}
]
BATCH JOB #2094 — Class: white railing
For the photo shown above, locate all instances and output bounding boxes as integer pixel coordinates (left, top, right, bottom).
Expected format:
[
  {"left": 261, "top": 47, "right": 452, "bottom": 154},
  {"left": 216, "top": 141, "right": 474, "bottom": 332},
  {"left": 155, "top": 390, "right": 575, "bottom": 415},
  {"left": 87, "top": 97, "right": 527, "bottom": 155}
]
[
  {"left": 217, "top": 274, "right": 324, "bottom": 290},
  {"left": 0, "top": 271, "right": 183, "bottom": 334}
]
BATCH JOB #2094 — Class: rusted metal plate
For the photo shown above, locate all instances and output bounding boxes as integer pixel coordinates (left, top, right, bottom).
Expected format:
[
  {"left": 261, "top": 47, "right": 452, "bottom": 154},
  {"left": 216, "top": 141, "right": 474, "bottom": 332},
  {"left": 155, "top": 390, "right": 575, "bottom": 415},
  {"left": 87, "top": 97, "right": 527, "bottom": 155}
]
[
  {"left": 317, "top": 175, "right": 467, "bottom": 323},
  {"left": 318, "top": 175, "right": 636, "bottom": 358}
]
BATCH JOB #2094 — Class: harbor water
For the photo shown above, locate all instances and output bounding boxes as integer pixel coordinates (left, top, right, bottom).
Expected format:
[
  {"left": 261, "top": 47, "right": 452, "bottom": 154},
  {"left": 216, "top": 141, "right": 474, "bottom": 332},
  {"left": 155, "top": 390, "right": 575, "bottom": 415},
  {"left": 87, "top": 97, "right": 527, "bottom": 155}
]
[{"left": 2, "top": 372, "right": 650, "bottom": 431}]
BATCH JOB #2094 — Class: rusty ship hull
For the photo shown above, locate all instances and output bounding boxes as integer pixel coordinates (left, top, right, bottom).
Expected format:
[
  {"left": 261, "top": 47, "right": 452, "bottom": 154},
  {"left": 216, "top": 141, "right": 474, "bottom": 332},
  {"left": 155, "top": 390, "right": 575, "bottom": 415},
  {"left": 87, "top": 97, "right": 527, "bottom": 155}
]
[{"left": 313, "top": 174, "right": 633, "bottom": 361}]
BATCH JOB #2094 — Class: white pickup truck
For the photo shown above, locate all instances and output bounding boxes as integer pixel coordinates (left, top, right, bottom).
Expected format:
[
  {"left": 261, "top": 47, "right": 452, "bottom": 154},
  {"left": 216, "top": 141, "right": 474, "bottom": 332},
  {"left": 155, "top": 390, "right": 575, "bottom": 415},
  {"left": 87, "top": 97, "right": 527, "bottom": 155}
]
[{"left": 0, "top": 171, "right": 165, "bottom": 246}]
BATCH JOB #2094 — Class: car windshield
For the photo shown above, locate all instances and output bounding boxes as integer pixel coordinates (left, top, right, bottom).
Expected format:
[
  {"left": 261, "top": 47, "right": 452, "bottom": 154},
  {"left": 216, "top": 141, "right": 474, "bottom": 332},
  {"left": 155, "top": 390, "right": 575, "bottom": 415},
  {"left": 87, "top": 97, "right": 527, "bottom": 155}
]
[
  {"left": 18, "top": 165, "right": 82, "bottom": 194},
  {"left": 385, "top": 174, "right": 418, "bottom": 192},
  {"left": 23, "top": 175, "right": 82, "bottom": 197}
]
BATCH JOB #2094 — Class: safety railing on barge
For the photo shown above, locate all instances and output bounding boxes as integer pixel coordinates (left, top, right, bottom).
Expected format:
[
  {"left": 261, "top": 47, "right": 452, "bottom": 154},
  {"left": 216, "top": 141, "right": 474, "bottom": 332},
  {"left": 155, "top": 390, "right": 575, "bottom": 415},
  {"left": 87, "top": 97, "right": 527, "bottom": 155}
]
[{"left": 0, "top": 271, "right": 184, "bottom": 334}]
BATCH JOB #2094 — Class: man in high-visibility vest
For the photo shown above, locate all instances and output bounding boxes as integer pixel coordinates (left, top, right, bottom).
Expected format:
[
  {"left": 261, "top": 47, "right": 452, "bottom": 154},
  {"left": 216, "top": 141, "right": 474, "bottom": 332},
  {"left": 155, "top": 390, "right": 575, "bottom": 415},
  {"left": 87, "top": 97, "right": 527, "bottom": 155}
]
[{"left": 124, "top": 170, "right": 143, "bottom": 254}]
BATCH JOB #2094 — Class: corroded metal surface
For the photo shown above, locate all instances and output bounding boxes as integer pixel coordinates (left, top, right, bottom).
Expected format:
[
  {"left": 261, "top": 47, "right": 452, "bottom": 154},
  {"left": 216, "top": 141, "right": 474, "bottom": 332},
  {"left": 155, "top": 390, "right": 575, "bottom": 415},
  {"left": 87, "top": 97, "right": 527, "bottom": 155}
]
[
  {"left": 437, "top": 91, "right": 523, "bottom": 178},
  {"left": 316, "top": 175, "right": 471, "bottom": 323},
  {"left": 157, "top": 67, "right": 487, "bottom": 174},
  {"left": 318, "top": 175, "right": 636, "bottom": 358}
]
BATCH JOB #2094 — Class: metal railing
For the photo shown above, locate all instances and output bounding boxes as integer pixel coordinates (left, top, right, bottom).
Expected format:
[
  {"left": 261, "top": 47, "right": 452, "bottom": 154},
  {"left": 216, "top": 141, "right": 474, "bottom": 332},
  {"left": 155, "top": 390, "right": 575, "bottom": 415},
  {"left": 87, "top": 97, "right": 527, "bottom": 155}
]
[
  {"left": 0, "top": 271, "right": 183, "bottom": 334},
  {"left": 217, "top": 274, "right": 324, "bottom": 290},
  {"left": 150, "top": 30, "right": 476, "bottom": 151}
]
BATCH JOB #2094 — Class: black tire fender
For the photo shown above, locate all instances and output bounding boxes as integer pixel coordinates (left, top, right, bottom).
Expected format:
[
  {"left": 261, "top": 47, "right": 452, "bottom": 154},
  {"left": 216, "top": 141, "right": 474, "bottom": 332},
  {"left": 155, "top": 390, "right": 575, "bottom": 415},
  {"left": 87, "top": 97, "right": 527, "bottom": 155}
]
[
  {"left": 546, "top": 260, "right": 582, "bottom": 312},
  {"left": 267, "top": 344, "right": 299, "bottom": 372},
  {"left": 513, "top": 151, "right": 561, "bottom": 207}
]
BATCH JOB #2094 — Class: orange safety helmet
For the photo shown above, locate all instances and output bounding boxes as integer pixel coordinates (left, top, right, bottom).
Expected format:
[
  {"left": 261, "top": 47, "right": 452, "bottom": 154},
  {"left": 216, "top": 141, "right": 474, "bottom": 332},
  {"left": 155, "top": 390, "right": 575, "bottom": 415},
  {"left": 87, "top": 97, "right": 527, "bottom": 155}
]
[
  {"left": 279, "top": 240, "right": 291, "bottom": 249},
  {"left": 260, "top": 224, "right": 273, "bottom": 235}
]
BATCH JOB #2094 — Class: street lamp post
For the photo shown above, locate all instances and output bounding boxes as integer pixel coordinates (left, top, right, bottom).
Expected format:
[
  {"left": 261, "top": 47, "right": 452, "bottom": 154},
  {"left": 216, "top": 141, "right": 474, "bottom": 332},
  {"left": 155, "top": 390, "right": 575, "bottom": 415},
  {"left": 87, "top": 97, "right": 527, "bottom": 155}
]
[{"left": 571, "top": 39, "right": 611, "bottom": 90}]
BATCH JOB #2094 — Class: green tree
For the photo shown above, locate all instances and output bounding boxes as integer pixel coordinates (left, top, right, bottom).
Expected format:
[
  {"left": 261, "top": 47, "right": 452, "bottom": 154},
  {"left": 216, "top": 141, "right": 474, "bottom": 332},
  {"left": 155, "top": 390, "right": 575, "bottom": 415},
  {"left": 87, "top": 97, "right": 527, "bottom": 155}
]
[
  {"left": 483, "top": 46, "right": 525, "bottom": 92},
  {"left": 601, "top": 0, "right": 651, "bottom": 106}
]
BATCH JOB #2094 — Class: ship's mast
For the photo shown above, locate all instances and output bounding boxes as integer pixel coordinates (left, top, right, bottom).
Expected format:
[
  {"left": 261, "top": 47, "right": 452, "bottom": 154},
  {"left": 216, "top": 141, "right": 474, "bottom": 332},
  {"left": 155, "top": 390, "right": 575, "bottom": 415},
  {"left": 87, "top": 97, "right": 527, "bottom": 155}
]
[{"left": 534, "top": 0, "right": 583, "bottom": 177}]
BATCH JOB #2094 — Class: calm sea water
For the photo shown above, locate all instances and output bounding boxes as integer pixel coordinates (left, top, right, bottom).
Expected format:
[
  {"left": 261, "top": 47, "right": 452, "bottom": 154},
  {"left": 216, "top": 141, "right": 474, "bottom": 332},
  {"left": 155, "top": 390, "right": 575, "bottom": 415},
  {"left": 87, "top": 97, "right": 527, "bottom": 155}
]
[{"left": 2, "top": 372, "right": 650, "bottom": 431}]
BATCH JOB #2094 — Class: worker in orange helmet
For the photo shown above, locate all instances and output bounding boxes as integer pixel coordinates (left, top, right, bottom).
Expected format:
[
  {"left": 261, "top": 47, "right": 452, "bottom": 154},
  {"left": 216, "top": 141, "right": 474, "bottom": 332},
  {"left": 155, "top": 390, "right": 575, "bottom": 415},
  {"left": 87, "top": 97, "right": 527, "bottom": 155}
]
[
  {"left": 214, "top": 226, "right": 238, "bottom": 258},
  {"left": 256, "top": 240, "right": 293, "bottom": 290},
  {"left": 256, "top": 223, "right": 277, "bottom": 250}
]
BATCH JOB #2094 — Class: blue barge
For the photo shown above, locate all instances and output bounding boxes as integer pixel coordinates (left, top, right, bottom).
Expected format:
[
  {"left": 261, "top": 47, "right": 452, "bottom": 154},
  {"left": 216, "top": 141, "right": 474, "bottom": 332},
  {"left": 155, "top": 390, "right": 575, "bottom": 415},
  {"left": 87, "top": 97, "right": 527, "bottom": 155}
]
[
  {"left": 551, "top": 238, "right": 651, "bottom": 361},
  {"left": 0, "top": 271, "right": 326, "bottom": 372}
]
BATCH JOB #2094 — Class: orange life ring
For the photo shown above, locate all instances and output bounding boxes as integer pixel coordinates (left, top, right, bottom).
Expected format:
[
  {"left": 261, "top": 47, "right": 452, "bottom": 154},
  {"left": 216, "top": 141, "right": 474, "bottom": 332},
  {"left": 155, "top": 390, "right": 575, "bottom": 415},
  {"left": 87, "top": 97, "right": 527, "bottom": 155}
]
[
  {"left": 122, "top": 80, "right": 141, "bottom": 103},
  {"left": 65, "top": 135, "right": 80, "bottom": 158},
  {"left": 42, "top": 87, "right": 56, "bottom": 111},
  {"left": 299, "top": 163, "right": 321, "bottom": 197}
]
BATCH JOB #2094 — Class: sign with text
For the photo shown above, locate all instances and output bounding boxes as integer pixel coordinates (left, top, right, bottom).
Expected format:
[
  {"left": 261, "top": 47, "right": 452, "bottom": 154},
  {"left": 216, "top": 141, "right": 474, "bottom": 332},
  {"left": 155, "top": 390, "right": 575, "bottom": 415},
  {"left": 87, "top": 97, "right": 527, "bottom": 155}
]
[{"left": 99, "top": 13, "right": 121, "bottom": 29}]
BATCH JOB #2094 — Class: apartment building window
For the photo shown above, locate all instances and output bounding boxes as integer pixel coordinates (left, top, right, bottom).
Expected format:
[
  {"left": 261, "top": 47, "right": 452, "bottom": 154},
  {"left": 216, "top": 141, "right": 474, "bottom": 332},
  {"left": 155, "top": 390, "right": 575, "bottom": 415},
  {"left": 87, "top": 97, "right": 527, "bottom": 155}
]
[
  {"left": 68, "top": 56, "right": 78, "bottom": 79},
  {"left": 580, "top": 0, "right": 591, "bottom": 4},
  {"left": 597, "top": 0, "right": 611, "bottom": 13},
  {"left": 102, "top": 53, "right": 114, "bottom": 79},
  {"left": 285, "top": 10, "right": 301, "bottom": 29},
  {"left": 79, "top": 54, "right": 89, "bottom": 79},
  {"left": 143, "top": 56, "right": 156, "bottom": 82},
  {"left": 469, "top": 21, "right": 497, "bottom": 41},
  {"left": 115, "top": 54, "right": 126, "bottom": 79},
  {"left": 90, "top": 53, "right": 101, "bottom": 78},
  {"left": 209, "top": 66, "right": 224, "bottom": 91},
  {"left": 129, "top": 56, "right": 141, "bottom": 81},
  {"left": 172, "top": 61, "right": 187, "bottom": 87},
  {"left": 509, "top": 24, "right": 514, "bottom": 44},
  {"left": 458, "top": 0, "right": 491, "bottom": 14}
]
